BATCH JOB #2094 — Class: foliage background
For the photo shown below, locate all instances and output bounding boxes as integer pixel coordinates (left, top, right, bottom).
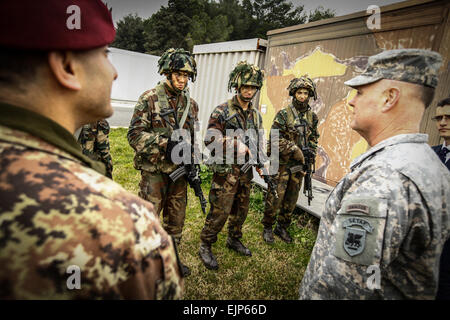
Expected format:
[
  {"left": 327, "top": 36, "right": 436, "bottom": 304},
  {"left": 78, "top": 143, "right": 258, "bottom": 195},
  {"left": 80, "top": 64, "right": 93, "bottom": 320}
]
[{"left": 111, "top": 0, "right": 335, "bottom": 55}]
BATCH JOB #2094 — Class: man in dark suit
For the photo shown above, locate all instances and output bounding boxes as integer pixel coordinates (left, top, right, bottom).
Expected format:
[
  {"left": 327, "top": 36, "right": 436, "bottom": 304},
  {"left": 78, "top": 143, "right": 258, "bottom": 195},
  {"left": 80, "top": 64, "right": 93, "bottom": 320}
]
[
  {"left": 432, "top": 97, "right": 450, "bottom": 170},
  {"left": 433, "top": 97, "right": 450, "bottom": 300}
]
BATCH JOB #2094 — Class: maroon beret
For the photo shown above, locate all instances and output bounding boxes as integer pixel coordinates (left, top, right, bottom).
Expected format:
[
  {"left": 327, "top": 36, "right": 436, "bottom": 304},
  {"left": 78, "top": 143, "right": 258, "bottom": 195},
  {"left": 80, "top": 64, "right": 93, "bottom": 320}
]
[{"left": 0, "top": 0, "right": 116, "bottom": 50}]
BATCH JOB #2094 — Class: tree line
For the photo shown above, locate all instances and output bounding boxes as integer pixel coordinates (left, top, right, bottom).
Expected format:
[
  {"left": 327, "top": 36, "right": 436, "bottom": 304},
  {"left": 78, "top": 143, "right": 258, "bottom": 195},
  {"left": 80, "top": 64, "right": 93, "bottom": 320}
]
[{"left": 111, "top": 0, "right": 335, "bottom": 55}]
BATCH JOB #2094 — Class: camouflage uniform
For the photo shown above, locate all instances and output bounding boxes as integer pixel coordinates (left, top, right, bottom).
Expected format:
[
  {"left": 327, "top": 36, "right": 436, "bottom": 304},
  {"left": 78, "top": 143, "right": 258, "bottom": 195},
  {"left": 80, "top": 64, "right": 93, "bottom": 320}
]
[
  {"left": 262, "top": 77, "right": 319, "bottom": 237},
  {"left": 127, "top": 48, "right": 199, "bottom": 245},
  {"left": 200, "top": 96, "right": 262, "bottom": 244},
  {"left": 128, "top": 83, "right": 199, "bottom": 241},
  {"left": 0, "top": 103, "right": 183, "bottom": 299},
  {"left": 299, "top": 49, "right": 450, "bottom": 299},
  {"left": 199, "top": 61, "right": 264, "bottom": 270},
  {"left": 77, "top": 119, "right": 113, "bottom": 179}
]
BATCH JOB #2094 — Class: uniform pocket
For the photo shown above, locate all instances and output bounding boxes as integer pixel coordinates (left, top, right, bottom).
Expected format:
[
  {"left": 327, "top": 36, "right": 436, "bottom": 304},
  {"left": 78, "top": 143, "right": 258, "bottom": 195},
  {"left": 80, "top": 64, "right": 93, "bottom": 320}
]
[{"left": 333, "top": 196, "right": 388, "bottom": 266}]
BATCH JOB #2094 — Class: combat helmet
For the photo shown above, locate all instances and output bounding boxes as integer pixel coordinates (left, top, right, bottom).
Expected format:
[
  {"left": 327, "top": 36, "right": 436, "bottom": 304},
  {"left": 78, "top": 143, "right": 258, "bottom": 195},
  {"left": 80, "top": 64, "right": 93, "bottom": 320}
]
[
  {"left": 228, "top": 61, "right": 264, "bottom": 92},
  {"left": 158, "top": 48, "right": 197, "bottom": 82},
  {"left": 287, "top": 76, "right": 317, "bottom": 100}
]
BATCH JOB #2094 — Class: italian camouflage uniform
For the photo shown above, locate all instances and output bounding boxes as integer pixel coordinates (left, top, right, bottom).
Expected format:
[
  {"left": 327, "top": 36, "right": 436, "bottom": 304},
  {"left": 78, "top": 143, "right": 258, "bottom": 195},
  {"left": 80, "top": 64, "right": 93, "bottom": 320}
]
[
  {"left": 200, "top": 95, "right": 263, "bottom": 244},
  {"left": 262, "top": 101, "right": 319, "bottom": 230},
  {"left": 0, "top": 103, "right": 183, "bottom": 299},
  {"left": 127, "top": 82, "right": 199, "bottom": 242},
  {"left": 77, "top": 119, "right": 113, "bottom": 179},
  {"left": 299, "top": 134, "right": 450, "bottom": 299}
]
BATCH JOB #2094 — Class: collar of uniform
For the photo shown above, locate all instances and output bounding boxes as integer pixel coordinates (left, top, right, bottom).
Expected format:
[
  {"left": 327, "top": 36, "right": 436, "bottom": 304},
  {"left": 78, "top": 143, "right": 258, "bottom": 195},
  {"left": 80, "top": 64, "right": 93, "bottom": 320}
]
[
  {"left": 164, "top": 82, "right": 179, "bottom": 97},
  {"left": 442, "top": 140, "right": 449, "bottom": 150},
  {"left": 350, "top": 133, "right": 429, "bottom": 170},
  {"left": 0, "top": 102, "right": 106, "bottom": 175}
]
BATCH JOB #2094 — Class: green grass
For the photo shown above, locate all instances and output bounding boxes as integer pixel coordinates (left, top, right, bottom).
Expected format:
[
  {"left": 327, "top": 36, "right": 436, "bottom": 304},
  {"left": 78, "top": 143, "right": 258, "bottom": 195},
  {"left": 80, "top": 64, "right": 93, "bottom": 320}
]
[{"left": 110, "top": 127, "right": 319, "bottom": 300}]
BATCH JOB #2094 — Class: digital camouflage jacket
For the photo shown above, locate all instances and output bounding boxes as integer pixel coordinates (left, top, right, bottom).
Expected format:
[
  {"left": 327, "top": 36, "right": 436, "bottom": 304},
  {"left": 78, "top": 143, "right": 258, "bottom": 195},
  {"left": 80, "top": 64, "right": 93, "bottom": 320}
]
[{"left": 299, "top": 134, "right": 450, "bottom": 299}]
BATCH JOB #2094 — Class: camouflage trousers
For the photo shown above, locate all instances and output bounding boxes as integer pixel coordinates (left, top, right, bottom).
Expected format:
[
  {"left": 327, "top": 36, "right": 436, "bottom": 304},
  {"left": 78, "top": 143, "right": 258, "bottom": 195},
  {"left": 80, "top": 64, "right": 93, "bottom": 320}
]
[
  {"left": 200, "top": 167, "right": 252, "bottom": 244},
  {"left": 139, "top": 170, "right": 187, "bottom": 242},
  {"left": 262, "top": 165, "right": 305, "bottom": 228}
]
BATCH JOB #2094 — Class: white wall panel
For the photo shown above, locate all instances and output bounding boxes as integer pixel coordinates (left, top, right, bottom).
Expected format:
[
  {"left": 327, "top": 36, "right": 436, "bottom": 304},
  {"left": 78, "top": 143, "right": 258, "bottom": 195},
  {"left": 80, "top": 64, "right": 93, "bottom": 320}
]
[{"left": 190, "top": 38, "right": 267, "bottom": 137}]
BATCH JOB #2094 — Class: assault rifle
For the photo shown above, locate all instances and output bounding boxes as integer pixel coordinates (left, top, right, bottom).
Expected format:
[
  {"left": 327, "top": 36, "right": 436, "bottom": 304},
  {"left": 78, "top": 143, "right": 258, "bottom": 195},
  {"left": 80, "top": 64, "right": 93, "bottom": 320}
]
[
  {"left": 160, "top": 108, "right": 207, "bottom": 214},
  {"left": 295, "top": 120, "right": 315, "bottom": 206},
  {"left": 224, "top": 113, "right": 278, "bottom": 199}
]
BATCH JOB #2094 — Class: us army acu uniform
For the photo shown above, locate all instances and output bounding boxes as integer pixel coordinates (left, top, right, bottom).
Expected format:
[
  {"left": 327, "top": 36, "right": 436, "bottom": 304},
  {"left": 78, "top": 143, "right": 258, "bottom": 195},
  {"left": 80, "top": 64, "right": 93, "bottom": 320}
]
[
  {"left": 262, "top": 77, "right": 319, "bottom": 244},
  {"left": 127, "top": 48, "right": 199, "bottom": 276},
  {"left": 78, "top": 119, "right": 113, "bottom": 178},
  {"left": 0, "top": 0, "right": 183, "bottom": 299},
  {"left": 199, "top": 61, "right": 264, "bottom": 270},
  {"left": 299, "top": 49, "right": 450, "bottom": 299}
]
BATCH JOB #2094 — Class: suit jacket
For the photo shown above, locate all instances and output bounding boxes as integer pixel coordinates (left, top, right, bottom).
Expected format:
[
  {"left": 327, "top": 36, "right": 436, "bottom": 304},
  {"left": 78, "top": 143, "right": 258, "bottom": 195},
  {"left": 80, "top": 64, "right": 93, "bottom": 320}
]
[{"left": 432, "top": 144, "right": 450, "bottom": 170}]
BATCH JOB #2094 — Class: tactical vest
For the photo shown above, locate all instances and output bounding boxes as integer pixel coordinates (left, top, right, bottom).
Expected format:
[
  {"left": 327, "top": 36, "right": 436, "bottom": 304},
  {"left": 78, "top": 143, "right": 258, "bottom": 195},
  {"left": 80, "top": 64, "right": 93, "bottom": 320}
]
[
  {"left": 210, "top": 99, "right": 262, "bottom": 175},
  {"left": 286, "top": 103, "right": 314, "bottom": 148},
  {"left": 154, "top": 82, "right": 192, "bottom": 131},
  {"left": 140, "top": 82, "right": 193, "bottom": 174}
]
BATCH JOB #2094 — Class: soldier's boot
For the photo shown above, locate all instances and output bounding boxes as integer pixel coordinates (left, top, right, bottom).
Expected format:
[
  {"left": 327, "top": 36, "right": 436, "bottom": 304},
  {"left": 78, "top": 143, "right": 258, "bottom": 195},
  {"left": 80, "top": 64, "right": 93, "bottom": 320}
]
[
  {"left": 274, "top": 224, "right": 292, "bottom": 243},
  {"left": 226, "top": 237, "right": 252, "bottom": 256},
  {"left": 180, "top": 262, "right": 191, "bottom": 277},
  {"left": 262, "top": 226, "right": 274, "bottom": 244},
  {"left": 198, "top": 242, "right": 219, "bottom": 270}
]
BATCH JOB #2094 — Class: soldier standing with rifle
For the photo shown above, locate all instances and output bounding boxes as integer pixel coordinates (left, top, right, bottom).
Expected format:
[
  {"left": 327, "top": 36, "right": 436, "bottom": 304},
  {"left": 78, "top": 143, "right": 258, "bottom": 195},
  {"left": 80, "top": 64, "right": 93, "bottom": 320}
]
[
  {"left": 128, "top": 48, "right": 203, "bottom": 277},
  {"left": 262, "top": 76, "right": 319, "bottom": 244},
  {"left": 198, "top": 61, "right": 265, "bottom": 270}
]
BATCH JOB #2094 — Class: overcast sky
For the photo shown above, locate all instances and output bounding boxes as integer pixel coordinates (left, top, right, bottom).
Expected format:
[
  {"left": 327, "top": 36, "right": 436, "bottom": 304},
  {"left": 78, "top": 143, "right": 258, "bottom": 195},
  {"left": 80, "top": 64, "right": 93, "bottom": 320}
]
[{"left": 104, "top": 0, "right": 407, "bottom": 25}]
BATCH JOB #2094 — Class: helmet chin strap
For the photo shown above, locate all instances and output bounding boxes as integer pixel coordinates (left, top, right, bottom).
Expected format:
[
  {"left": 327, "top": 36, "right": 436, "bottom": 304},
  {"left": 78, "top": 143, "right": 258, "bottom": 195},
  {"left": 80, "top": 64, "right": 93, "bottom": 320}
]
[
  {"left": 239, "top": 93, "right": 253, "bottom": 102},
  {"left": 167, "top": 74, "right": 183, "bottom": 94},
  {"left": 238, "top": 87, "right": 257, "bottom": 102}
]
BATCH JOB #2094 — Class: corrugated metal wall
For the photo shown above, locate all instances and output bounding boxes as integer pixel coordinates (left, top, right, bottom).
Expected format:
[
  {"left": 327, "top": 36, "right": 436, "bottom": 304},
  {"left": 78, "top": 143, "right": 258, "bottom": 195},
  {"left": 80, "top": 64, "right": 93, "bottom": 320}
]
[
  {"left": 261, "top": 0, "right": 450, "bottom": 187},
  {"left": 190, "top": 38, "right": 267, "bottom": 137},
  {"left": 109, "top": 47, "right": 163, "bottom": 103}
]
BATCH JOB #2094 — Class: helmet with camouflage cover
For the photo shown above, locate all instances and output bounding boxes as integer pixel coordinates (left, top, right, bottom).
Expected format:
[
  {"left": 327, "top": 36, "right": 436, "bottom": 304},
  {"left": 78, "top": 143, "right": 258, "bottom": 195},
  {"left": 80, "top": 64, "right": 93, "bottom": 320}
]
[
  {"left": 228, "top": 61, "right": 264, "bottom": 92},
  {"left": 287, "top": 76, "right": 317, "bottom": 100},
  {"left": 158, "top": 48, "right": 197, "bottom": 82}
]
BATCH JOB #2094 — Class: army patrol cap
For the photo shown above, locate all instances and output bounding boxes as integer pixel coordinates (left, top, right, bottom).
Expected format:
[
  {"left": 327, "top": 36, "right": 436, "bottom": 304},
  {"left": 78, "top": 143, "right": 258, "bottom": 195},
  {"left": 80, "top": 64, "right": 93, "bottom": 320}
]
[
  {"left": 0, "top": 0, "right": 115, "bottom": 50},
  {"left": 345, "top": 49, "right": 442, "bottom": 89}
]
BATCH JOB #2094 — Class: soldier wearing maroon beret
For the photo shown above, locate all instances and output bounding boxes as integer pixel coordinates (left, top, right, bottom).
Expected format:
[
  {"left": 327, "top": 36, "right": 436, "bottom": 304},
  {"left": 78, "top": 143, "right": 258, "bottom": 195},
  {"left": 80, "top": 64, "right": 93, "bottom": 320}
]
[{"left": 0, "top": 0, "right": 183, "bottom": 299}]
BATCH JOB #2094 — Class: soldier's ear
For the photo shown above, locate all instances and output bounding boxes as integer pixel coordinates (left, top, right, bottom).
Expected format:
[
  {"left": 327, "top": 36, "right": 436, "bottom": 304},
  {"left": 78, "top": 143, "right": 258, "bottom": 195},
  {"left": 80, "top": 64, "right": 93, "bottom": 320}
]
[
  {"left": 47, "top": 51, "right": 82, "bottom": 91},
  {"left": 381, "top": 87, "right": 400, "bottom": 113}
]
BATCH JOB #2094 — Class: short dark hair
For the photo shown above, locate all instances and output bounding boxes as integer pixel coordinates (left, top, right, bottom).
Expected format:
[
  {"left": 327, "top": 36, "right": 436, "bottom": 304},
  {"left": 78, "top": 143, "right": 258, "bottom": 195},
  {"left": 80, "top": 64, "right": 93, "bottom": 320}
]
[
  {"left": 437, "top": 97, "right": 450, "bottom": 107},
  {"left": 0, "top": 47, "right": 47, "bottom": 90},
  {"left": 417, "top": 85, "right": 435, "bottom": 109}
]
